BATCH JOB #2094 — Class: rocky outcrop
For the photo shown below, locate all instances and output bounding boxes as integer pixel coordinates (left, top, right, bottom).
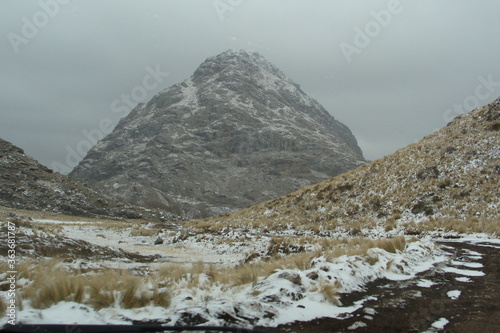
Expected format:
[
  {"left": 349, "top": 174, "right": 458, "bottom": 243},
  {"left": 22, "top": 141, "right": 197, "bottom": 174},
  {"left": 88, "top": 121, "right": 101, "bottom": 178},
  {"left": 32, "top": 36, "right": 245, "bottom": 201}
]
[{"left": 70, "top": 50, "right": 365, "bottom": 218}]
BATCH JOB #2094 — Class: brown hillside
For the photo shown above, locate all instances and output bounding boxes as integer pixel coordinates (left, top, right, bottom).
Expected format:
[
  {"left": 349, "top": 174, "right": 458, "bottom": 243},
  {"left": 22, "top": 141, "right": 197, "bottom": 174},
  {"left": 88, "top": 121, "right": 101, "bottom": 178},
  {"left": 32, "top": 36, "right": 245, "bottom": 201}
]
[
  {"left": 0, "top": 138, "right": 175, "bottom": 221},
  {"left": 190, "top": 97, "right": 499, "bottom": 236}
]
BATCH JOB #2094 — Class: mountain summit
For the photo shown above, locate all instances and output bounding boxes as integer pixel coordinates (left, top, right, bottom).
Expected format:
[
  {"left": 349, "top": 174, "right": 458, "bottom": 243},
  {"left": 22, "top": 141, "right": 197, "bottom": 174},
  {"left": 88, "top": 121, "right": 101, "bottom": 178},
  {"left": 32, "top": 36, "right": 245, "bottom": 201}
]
[{"left": 70, "top": 49, "right": 364, "bottom": 218}]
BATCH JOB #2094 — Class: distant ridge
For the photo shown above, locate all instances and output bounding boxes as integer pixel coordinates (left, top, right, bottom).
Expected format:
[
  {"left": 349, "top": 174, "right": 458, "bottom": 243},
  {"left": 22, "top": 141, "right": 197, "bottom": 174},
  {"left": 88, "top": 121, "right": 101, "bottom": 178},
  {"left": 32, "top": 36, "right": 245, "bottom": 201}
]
[{"left": 0, "top": 138, "right": 175, "bottom": 221}]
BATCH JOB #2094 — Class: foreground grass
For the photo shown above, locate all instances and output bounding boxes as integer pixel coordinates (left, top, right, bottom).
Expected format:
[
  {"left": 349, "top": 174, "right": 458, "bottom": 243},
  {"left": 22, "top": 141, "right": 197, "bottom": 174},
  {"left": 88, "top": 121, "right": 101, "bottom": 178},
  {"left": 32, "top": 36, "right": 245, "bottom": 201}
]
[{"left": 1, "top": 236, "right": 408, "bottom": 311}]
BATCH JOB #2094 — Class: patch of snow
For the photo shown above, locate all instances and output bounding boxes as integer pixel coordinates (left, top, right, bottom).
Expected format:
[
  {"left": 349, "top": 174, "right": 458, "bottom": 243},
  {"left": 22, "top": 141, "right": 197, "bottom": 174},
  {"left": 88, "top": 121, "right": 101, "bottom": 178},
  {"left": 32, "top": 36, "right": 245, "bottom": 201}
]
[
  {"left": 2, "top": 238, "right": 448, "bottom": 328},
  {"left": 460, "top": 248, "right": 483, "bottom": 257},
  {"left": 442, "top": 267, "right": 485, "bottom": 277},
  {"left": 317, "top": 206, "right": 326, "bottom": 213},
  {"left": 363, "top": 307, "right": 376, "bottom": 315},
  {"left": 348, "top": 321, "right": 367, "bottom": 330},
  {"left": 431, "top": 317, "right": 449, "bottom": 330},
  {"left": 15, "top": 302, "right": 111, "bottom": 325},
  {"left": 33, "top": 219, "right": 88, "bottom": 225},
  {"left": 450, "top": 260, "right": 483, "bottom": 268},
  {"left": 447, "top": 290, "right": 461, "bottom": 300},
  {"left": 455, "top": 277, "right": 472, "bottom": 283},
  {"left": 416, "top": 279, "right": 437, "bottom": 288}
]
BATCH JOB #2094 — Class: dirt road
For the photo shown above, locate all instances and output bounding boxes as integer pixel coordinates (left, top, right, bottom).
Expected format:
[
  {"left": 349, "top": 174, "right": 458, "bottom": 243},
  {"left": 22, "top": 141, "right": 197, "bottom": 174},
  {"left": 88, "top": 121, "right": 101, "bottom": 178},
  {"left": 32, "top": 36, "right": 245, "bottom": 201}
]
[{"left": 259, "top": 240, "right": 500, "bottom": 332}]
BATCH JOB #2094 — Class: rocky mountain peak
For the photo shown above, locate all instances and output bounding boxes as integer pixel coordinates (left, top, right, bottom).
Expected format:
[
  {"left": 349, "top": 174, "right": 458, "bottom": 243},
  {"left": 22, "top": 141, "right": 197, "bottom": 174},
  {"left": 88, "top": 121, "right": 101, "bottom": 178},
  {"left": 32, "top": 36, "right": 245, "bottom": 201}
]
[
  {"left": 70, "top": 50, "right": 365, "bottom": 218},
  {"left": 192, "top": 49, "right": 290, "bottom": 85}
]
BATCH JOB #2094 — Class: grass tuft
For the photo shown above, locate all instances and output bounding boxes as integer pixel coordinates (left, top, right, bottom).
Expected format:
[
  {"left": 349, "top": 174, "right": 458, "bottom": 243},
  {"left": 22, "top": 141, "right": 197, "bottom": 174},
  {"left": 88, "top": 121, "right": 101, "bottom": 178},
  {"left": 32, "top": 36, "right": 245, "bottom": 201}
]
[
  {"left": 376, "top": 236, "right": 406, "bottom": 253},
  {"left": 17, "top": 261, "right": 171, "bottom": 310},
  {"left": 317, "top": 281, "right": 341, "bottom": 305}
]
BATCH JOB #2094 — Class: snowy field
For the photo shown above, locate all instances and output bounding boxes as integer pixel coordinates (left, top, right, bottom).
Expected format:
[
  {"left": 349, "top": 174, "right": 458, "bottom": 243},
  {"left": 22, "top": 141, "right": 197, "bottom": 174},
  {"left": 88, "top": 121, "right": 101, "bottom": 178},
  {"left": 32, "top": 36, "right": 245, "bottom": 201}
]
[{"left": 1, "top": 216, "right": 499, "bottom": 329}]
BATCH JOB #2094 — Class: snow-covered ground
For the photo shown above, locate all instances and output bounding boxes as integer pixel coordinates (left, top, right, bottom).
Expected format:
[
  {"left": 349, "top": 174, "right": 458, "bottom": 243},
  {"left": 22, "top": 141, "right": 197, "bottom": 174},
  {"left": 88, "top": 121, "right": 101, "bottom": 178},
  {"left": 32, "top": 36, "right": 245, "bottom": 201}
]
[{"left": 1, "top": 218, "right": 498, "bottom": 328}]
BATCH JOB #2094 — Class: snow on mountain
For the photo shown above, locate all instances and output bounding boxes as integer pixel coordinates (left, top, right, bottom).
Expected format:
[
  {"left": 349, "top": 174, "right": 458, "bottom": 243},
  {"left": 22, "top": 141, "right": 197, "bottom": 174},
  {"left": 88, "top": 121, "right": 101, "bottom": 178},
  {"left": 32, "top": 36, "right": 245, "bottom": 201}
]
[{"left": 69, "top": 49, "right": 365, "bottom": 218}]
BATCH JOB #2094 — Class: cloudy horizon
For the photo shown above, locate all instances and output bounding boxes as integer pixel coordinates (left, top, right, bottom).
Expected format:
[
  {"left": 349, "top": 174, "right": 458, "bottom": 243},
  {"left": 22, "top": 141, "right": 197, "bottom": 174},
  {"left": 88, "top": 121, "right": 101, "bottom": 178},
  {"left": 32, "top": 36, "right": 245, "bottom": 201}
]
[{"left": 1, "top": 0, "right": 499, "bottom": 174}]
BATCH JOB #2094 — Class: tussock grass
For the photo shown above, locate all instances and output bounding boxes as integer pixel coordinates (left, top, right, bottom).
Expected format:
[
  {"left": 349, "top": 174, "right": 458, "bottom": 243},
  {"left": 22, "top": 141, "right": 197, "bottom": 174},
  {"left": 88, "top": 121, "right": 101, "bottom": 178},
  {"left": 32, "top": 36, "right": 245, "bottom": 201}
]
[
  {"left": 26, "top": 275, "right": 85, "bottom": 309},
  {"left": 12, "top": 236, "right": 411, "bottom": 311},
  {"left": 17, "top": 261, "right": 170, "bottom": 310},
  {"left": 268, "top": 236, "right": 407, "bottom": 260},
  {"left": 129, "top": 227, "right": 160, "bottom": 237},
  {"left": 86, "top": 271, "right": 169, "bottom": 309},
  {"left": 375, "top": 236, "right": 406, "bottom": 254},
  {"left": 314, "top": 281, "right": 341, "bottom": 305}
]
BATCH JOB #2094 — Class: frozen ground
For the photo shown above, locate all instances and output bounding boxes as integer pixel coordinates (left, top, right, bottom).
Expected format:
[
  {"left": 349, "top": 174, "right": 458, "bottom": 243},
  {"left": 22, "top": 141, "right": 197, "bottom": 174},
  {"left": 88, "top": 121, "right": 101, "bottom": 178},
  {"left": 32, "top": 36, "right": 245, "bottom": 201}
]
[
  {"left": 1, "top": 217, "right": 499, "bottom": 330},
  {"left": 261, "top": 238, "right": 500, "bottom": 332}
]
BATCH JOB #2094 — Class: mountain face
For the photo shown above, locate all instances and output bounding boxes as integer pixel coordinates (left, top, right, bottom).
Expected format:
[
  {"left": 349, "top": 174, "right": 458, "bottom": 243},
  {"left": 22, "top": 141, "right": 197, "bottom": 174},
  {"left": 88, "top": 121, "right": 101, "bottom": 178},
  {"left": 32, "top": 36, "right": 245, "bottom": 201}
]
[
  {"left": 195, "top": 97, "right": 500, "bottom": 234},
  {"left": 0, "top": 138, "right": 174, "bottom": 221},
  {"left": 70, "top": 49, "right": 365, "bottom": 218}
]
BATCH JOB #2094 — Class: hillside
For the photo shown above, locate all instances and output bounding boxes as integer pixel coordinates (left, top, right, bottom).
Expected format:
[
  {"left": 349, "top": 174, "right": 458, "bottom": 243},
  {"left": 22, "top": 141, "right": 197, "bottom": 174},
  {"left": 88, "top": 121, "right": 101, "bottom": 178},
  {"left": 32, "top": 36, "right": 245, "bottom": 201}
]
[
  {"left": 190, "top": 97, "right": 500, "bottom": 236},
  {"left": 70, "top": 49, "right": 364, "bottom": 218},
  {"left": 0, "top": 138, "right": 175, "bottom": 221}
]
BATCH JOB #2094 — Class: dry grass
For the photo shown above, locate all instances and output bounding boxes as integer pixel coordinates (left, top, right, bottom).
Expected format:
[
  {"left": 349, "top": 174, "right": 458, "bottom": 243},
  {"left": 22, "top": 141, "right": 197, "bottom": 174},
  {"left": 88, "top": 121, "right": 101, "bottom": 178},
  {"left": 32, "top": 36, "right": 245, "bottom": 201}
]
[
  {"left": 374, "top": 236, "right": 406, "bottom": 254},
  {"left": 157, "top": 261, "right": 279, "bottom": 287},
  {"left": 413, "top": 217, "right": 500, "bottom": 235},
  {"left": 186, "top": 103, "right": 499, "bottom": 236},
  {"left": 86, "top": 271, "right": 169, "bottom": 309},
  {"left": 13, "top": 235, "right": 410, "bottom": 311},
  {"left": 26, "top": 275, "right": 85, "bottom": 309},
  {"left": 18, "top": 261, "right": 170, "bottom": 310},
  {"left": 314, "top": 281, "right": 341, "bottom": 305},
  {"left": 129, "top": 227, "right": 160, "bottom": 237},
  {"left": 267, "top": 236, "right": 407, "bottom": 260}
]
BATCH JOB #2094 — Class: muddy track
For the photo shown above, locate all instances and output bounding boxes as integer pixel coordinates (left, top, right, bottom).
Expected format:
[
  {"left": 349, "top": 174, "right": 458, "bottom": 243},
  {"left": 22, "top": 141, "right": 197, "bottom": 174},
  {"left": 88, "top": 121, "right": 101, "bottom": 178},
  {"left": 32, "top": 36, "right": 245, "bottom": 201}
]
[{"left": 258, "top": 240, "right": 500, "bottom": 332}]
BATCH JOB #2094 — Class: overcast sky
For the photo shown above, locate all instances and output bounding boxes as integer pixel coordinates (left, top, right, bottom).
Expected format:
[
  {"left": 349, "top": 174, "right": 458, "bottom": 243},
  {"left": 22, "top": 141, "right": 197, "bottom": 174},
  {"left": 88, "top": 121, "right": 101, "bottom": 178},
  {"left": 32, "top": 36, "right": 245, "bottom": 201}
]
[{"left": 1, "top": 0, "right": 499, "bottom": 174}]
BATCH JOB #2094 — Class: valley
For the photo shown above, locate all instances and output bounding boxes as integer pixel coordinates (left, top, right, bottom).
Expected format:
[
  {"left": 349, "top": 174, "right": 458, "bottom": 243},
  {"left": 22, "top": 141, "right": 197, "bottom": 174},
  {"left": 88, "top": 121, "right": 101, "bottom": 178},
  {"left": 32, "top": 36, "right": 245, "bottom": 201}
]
[{"left": 0, "top": 53, "right": 498, "bottom": 331}]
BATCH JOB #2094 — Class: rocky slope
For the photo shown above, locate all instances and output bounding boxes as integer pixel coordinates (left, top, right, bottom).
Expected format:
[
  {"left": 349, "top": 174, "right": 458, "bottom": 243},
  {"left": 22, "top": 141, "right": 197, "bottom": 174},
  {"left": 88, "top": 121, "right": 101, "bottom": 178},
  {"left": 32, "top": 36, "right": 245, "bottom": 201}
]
[
  {"left": 70, "top": 49, "right": 364, "bottom": 218},
  {"left": 0, "top": 138, "right": 174, "bottom": 221},
  {"left": 192, "top": 97, "right": 500, "bottom": 235}
]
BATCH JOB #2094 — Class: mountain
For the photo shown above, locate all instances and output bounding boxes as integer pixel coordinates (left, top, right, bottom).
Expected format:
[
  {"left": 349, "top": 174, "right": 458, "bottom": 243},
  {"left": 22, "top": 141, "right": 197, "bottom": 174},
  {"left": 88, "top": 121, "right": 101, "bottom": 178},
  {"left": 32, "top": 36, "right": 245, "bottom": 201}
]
[
  {"left": 191, "top": 97, "right": 500, "bottom": 235},
  {"left": 70, "top": 49, "right": 365, "bottom": 218},
  {"left": 0, "top": 138, "right": 174, "bottom": 221}
]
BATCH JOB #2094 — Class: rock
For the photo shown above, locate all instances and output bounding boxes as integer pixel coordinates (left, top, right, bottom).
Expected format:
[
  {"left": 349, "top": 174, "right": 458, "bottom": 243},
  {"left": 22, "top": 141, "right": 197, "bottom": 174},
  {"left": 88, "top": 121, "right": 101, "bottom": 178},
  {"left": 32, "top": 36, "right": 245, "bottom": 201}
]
[{"left": 154, "top": 237, "right": 164, "bottom": 245}]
